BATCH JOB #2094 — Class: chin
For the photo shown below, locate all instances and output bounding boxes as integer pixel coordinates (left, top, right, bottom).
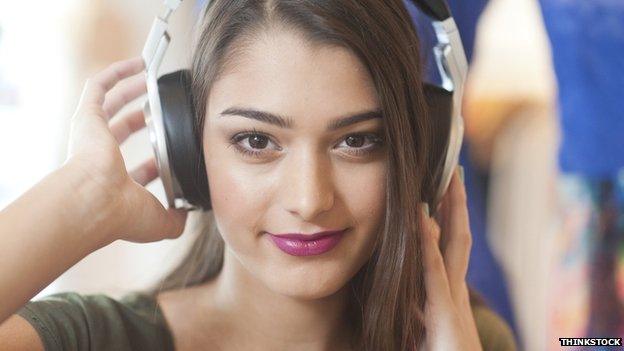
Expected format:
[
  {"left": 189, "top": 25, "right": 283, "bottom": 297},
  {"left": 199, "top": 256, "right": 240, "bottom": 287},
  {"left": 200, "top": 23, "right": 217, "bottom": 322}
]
[{"left": 261, "top": 264, "right": 353, "bottom": 300}]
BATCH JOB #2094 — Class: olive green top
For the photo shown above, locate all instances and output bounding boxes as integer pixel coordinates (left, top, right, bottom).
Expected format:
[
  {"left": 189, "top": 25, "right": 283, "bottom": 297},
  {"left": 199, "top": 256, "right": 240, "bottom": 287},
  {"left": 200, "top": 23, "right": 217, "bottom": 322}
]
[{"left": 17, "top": 292, "right": 517, "bottom": 350}]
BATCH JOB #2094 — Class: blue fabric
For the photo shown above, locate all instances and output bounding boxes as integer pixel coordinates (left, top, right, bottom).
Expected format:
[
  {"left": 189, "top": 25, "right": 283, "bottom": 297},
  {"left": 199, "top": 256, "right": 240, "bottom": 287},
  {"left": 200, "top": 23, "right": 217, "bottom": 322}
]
[{"left": 538, "top": 0, "right": 624, "bottom": 178}]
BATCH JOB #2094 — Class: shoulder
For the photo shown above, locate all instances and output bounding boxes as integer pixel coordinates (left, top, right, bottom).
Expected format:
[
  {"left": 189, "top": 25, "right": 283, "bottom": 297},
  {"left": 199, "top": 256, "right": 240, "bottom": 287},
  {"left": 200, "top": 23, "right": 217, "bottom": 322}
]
[
  {"left": 471, "top": 304, "right": 518, "bottom": 351},
  {"left": 16, "top": 291, "right": 174, "bottom": 351}
]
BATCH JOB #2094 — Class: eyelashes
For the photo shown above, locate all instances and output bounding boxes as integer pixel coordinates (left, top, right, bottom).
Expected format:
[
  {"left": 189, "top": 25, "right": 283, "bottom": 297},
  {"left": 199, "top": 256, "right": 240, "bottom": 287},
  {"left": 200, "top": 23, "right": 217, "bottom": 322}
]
[
  {"left": 228, "top": 128, "right": 280, "bottom": 158},
  {"left": 227, "top": 128, "right": 385, "bottom": 159}
]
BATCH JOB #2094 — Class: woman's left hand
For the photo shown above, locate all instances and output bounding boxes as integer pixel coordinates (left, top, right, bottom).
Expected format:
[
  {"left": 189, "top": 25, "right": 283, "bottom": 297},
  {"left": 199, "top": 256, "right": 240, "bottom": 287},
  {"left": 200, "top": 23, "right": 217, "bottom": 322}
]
[{"left": 420, "top": 166, "right": 482, "bottom": 350}]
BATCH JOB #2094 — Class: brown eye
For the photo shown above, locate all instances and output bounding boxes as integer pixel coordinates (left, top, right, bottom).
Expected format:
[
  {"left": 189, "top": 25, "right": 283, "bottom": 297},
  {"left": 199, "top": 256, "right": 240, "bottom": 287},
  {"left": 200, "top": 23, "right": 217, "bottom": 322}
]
[
  {"left": 229, "top": 130, "right": 281, "bottom": 159},
  {"left": 248, "top": 134, "right": 269, "bottom": 149},
  {"left": 345, "top": 135, "right": 365, "bottom": 148},
  {"left": 336, "top": 133, "right": 384, "bottom": 157}
]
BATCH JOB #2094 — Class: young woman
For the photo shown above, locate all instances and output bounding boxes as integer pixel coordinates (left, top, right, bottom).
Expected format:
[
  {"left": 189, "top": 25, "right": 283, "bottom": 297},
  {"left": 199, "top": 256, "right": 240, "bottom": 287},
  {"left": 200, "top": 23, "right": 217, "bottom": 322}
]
[{"left": 0, "top": 0, "right": 516, "bottom": 350}]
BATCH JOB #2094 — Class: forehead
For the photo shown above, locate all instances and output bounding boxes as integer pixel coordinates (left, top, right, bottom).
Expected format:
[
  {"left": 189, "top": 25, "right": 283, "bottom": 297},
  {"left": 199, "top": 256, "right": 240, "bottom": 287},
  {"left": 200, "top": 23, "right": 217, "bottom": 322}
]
[{"left": 207, "top": 28, "right": 380, "bottom": 124}]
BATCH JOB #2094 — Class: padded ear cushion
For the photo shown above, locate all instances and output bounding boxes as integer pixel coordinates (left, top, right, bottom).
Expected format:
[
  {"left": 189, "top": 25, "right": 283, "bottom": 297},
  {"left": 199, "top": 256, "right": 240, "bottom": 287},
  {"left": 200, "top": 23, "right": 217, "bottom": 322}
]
[
  {"left": 407, "top": 0, "right": 451, "bottom": 21},
  {"left": 158, "top": 70, "right": 212, "bottom": 210},
  {"left": 423, "top": 82, "right": 453, "bottom": 208}
]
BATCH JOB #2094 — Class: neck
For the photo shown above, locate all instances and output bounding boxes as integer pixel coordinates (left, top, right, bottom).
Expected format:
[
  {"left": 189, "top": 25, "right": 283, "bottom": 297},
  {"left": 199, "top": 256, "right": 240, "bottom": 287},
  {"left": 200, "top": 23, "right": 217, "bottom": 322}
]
[{"left": 208, "top": 245, "right": 354, "bottom": 351}]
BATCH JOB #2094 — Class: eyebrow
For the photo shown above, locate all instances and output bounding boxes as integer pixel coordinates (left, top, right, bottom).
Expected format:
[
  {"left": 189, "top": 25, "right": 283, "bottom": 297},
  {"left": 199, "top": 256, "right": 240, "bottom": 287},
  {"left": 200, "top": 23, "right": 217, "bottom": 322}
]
[{"left": 219, "top": 107, "right": 383, "bottom": 132}]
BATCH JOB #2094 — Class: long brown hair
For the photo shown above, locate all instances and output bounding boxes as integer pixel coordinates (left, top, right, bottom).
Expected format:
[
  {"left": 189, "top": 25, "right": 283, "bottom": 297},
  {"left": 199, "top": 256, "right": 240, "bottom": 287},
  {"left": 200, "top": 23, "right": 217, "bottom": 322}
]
[{"left": 152, "top": 0, "right": 447, "bottom": 349}]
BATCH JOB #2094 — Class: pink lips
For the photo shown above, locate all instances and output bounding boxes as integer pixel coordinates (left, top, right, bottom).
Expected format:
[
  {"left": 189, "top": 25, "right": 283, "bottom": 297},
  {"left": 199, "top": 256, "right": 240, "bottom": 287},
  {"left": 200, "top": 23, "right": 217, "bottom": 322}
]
[{"left": 267, "top": 229, "right": 348, "bottom": 256}]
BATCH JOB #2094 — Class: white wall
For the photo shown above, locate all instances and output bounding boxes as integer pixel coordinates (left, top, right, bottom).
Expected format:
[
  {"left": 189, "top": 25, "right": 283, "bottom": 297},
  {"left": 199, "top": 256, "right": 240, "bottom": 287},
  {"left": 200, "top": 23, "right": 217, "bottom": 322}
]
[{"left": 0, "top": 0, "right": 76, "bottom": 208}]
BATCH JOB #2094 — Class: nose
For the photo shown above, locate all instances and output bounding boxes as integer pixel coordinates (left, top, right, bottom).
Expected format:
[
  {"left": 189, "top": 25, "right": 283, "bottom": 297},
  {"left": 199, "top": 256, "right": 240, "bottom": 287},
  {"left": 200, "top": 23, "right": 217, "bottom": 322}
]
[{"left": 282, "top": 148, "right": 335, "bottom": 221}]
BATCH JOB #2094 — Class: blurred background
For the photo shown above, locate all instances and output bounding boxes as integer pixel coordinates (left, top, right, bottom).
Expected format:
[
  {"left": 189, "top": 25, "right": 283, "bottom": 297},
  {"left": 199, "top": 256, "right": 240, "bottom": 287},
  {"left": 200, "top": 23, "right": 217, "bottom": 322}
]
[{"left": 0, "top": 0, "right": 622, "bottom": 350}]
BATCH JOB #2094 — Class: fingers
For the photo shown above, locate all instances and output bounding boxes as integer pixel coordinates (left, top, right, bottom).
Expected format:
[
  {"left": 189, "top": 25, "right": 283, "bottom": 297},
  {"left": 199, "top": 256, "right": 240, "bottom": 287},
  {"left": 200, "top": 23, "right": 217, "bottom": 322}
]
[
  {"left": 109, "top": 108, "right": 146, "bottom": 144},
  {"left": 435, "top": 187, "right": 451, "bottom": 252},
  {"left": 129, "top": 158, "right": 159, "bottom": 186},
  {"left": 78, "top": 57, "right": 145, "bottom": 115},
  {"left": 421, "top": 202, "right": 453, "bottom": 312},
  {"left": 420, "top": 174, "right": 482, "bottom": 350},
  {"left": 102, "top": 74, "right": 147, "bottom": 118},
  {"left": 442, "top": 167, "right": 472, "bottom": 302}
]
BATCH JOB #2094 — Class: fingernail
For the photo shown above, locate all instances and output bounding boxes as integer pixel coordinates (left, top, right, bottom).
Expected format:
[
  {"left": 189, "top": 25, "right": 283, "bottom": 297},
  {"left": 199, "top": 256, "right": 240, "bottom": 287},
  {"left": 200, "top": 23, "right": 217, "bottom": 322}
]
[
  {"left": 423, "top": 202, "right": 430, "bottom": 218},
  {"left": 458, "top": 165, "right": 465, "bottom": 184}
]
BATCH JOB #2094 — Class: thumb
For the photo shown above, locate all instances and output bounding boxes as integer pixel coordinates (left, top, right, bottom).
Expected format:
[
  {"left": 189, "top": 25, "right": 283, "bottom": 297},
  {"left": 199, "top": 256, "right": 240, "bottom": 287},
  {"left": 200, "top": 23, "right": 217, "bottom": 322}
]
[
  {"left": 162, "top": 207, "right": 188, "bottom": 239},
  {"left": 126, "top": 184, "right": 188, "bottom": 242}
]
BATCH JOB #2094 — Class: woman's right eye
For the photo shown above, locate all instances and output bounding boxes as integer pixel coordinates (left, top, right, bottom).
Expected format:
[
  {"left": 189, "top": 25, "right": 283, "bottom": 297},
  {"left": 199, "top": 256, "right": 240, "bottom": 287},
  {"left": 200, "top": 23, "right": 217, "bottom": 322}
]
[{"left": 229, "top": 130, "right": 281, "bottom": 158}]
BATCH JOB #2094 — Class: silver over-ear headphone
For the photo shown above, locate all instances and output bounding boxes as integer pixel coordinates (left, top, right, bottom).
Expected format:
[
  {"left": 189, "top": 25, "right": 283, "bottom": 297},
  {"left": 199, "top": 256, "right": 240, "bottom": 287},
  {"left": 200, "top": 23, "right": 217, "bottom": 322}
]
[{"left": 141, "top": 0, "right": 467, "bottom": 214}]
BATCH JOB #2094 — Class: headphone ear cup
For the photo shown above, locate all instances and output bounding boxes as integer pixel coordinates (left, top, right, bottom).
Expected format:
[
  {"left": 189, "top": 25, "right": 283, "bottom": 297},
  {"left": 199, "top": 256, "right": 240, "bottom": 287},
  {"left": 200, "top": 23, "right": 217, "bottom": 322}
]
[
  {"left": 158, "top": 69, "right": 211, "bottom": 210},
  {"left": 423, "top": 82, "right": 453, "bottom": 209},
  {"left": 408, "top": 0, "right": 451, "bottom": 21}
]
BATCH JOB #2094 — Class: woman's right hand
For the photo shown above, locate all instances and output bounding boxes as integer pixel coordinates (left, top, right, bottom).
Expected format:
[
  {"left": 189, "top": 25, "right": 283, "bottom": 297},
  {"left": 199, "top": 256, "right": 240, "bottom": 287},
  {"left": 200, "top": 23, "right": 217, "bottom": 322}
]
[{"left": 64, "top": 56, "right": 188, "bottom": 245}]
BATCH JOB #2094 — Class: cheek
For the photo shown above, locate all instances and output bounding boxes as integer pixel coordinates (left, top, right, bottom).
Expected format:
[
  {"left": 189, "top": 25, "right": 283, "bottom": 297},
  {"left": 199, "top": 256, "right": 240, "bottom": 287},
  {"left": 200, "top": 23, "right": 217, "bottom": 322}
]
[
  {"left": 337, "top": 160, "right": 387, "bottom": 229},
  {"left": 332, "top": 159, "right": 387, "bottom": 267},
  {"left": 203, "top": 139, "right": 269, "bottom": 245}
]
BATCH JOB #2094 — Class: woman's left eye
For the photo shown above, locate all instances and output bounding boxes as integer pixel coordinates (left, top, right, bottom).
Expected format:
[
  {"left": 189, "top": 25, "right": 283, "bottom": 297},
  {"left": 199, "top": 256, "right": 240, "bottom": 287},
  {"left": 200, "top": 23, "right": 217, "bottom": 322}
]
[{"left": 335, "top": 133, "right": 385, "bottom": 156}]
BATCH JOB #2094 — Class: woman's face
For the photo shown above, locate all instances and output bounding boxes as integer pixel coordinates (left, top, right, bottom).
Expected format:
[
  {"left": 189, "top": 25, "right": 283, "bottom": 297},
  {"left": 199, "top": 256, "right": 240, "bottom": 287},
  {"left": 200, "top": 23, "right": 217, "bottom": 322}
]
[{"left": 203, "top": 28, "right": 387, "bottom": 299}]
